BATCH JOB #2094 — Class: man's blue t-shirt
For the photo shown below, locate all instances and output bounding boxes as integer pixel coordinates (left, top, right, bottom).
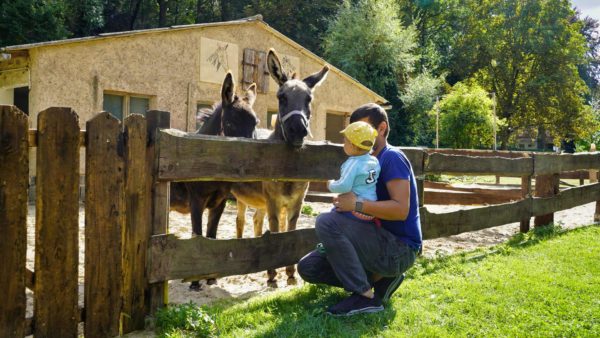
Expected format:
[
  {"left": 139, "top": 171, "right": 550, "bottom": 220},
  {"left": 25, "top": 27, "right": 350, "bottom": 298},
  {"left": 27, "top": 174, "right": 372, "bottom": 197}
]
[{"left": 376, "top": 145, "right": 422, "bottom": 250}]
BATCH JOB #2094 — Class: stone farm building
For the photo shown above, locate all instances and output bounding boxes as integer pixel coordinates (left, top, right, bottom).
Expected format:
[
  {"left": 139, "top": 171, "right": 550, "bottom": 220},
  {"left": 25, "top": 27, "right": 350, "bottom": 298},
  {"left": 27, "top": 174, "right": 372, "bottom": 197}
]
[{"left": 0, "top": 15, "right": 387, "bottom": 183}]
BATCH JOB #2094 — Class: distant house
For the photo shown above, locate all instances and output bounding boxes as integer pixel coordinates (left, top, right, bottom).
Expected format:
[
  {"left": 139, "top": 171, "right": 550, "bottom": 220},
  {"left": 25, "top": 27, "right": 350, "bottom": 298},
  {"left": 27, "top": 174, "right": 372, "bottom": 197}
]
[
  {"left": 0, "top": 15, "right": 387, "bottom": 178},
  {"left": 515, "top": 129, "right": 554, "bottom": 151}
]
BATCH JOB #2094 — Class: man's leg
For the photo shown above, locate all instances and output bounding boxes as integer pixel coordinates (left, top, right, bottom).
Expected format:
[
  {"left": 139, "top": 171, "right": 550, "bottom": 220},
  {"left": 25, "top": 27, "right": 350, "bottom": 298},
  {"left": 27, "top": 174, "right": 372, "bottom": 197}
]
[{"left": 297, "top": 250, "right": 343, "bottom": 288}]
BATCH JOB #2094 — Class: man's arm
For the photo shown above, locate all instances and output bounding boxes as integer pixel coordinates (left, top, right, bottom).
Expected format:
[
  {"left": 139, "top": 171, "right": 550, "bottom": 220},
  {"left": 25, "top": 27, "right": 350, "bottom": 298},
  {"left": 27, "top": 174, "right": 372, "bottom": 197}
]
[{"left": 334, "top": 178, "right": 410, "bottom": 220}]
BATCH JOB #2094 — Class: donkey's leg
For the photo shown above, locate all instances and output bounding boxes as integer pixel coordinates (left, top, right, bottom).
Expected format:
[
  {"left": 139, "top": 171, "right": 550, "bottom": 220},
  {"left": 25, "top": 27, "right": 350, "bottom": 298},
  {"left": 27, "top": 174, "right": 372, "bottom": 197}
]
[
  {"left": 189, "top": 198, "right": 205, "bottom": 291},
  {"left": 206, "top": 198, "right": 226, "bottom": 239},
  {"left": 204, "top": 198, "right": 227, "bottom": 286},
  {"left": 236, "top": 201, "right": 247, "bottom": 239},
  {"left": 266, "top": 199, "right": 281, "bottom": 286},
  {"left": 253, "top": 208, "right": 266, "bottom": 238},
  {"left": 285, "top": 200, "right": 304, "bottom": 284}
]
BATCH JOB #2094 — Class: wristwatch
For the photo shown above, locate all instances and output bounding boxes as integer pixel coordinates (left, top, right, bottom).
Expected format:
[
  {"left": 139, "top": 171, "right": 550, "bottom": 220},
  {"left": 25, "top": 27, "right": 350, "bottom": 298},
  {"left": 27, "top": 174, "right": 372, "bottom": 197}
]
[{"left": 355, "top": 201, "right": 364, "bottom": 213}]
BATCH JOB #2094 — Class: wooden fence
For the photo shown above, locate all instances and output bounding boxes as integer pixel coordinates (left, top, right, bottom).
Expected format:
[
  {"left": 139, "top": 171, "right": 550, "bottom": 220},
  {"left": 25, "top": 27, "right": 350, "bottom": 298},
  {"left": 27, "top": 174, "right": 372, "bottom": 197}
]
[{"left": 2, "top": 105, "right": 600, "bottom": 337}]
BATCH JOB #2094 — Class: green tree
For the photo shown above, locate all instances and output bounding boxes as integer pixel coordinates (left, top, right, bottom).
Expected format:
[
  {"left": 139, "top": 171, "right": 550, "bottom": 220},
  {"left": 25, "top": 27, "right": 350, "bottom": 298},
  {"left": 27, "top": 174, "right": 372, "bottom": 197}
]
[
  {"left": 434, "top": 82, "right": 497, "bottom": 149},
  {"left": 0, "top": 0, "right": 68, "bottom": 46},
  {"left": 63, "top": 0, "right": 104, "bottom": 37},
  {"left": 322, "top": 0, "right": 418, "bottom": 145},
  {"left": 400, "top": 71, "right": 443, "bottom": 146},
  {"left": 457, "top": 0, "right": 594, "bottom": 148}
]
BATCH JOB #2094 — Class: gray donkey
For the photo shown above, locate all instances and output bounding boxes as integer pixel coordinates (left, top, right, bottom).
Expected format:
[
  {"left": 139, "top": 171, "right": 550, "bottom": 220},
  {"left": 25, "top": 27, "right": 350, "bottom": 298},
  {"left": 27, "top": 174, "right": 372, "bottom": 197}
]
[{"left": 231, "top": 49, "right": 329, "bottom": 286}]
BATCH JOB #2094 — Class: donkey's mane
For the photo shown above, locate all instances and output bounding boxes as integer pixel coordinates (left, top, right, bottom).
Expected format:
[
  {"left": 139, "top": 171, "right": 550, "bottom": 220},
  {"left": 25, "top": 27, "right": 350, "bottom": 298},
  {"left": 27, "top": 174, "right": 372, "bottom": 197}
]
[{"left": 197, "top": 102, "right": 223, "bottom": 135}]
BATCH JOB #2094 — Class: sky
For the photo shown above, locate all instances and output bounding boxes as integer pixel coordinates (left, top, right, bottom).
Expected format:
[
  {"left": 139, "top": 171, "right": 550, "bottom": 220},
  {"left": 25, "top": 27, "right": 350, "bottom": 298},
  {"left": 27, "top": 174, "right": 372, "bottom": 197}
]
[{"left": 572, "top": 0, "right": 600, "bottom": 22}]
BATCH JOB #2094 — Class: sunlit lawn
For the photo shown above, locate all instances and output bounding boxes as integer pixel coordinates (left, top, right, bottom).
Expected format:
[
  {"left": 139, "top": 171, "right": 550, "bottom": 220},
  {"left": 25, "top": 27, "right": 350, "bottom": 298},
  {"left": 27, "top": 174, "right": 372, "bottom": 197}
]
[{"left": 156, "top": 225, "right": 600, "bottom": 337}]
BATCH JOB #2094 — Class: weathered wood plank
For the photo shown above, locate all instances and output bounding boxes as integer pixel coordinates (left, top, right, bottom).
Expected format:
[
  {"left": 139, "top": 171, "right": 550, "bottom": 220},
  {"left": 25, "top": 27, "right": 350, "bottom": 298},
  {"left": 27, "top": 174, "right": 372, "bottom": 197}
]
[
  {"left": 157, "top": 131, "right": 347, "bottom": 182},
  {"left": 121, "top": 114, "right": 150, "bottom": 333},
  {"left": 0, "top": 105, "right": 28, "bottom": 338},
  {"left": 25, "top": 268, "right": 34, "bottom": 290},
  {"left": 28, "top": 129, "right": 86, "bottom": 148},
  {"left": 532, "top": 183, "right": 600, "bottom": 216},
  {"left": 421, "top": 200, "right": 531, "bottom": 239},
  {"left": 534, "top": 152, "right": 600, "bottom": 174},
  {"left": 427, "top": 148, "right": 530, "bottom": 158},
  {"left": 148, "top": 229, "right": 318, "bottom": 283},
  {"left": 146, "top": 110, "right": 171, "bottom": 315},
  {"left": 520, "top": 175, "right": 532, "bottom": 233},
  {"left": 534, "top": 174, "right": 559, "bottom": 227},
  {"left": 397, "top": 147, "right": 426, "bottom": 176},
  {"left": 424, "top": 189, "right": 521, "bottom": 205},
  {"left": 156, "top": 131, "right": 427, "bottom": 182},
  {"left": 35, "top": 107, "right": 80, "bottom": 338},
  {"left": 84, "top": 112, "right": 124, "bottom": 337},
  {"left": 425, "top": 152, "right": 533, "bottom": 176}
]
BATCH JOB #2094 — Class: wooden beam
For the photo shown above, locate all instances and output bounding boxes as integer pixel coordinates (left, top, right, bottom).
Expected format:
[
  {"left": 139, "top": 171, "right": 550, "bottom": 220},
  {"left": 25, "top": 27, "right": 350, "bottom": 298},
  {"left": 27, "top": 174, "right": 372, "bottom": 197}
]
[
  {"left": 421, "top": 200, "right": 531, "bottom": 239},
  {"left": 121, "top": 114, "right": 150, "bottom": 333},
  {"left": 520, "top": 175, "right": 532, "bottom": 233},
  {"left": 0, "top": 105, "right": 28, "bottom": 337},
  {"left": 84, "top": 112, "right": 124, "bottom": 338},
  {"left": 148, "top": 229, "right": 318, "bottom": 283},
  {"left": 534, "top": 174, "right": 559, "bottom": 227},
  {"left": 35, "top": 107, "right": 80, "bottom": 338},
  {"left": 425, "top": 153, "right": 533, "bottom": 176},
  {"left": 28, "top": 129, "right": 86, "bottom": 148},
  {"left": 532, "top": 182, "right": 600, "bottom": 216},
  {"left": 146, "top": 111, "right": 171, "bottom": 315},
  {"left": 157, "top": 131, "right": 347, "bottom": 182},
  {"left": 534, "top": 152, "right": 600, "bottom": 175},
  {"left": 423, "top": 189, "right": 521, "bottom": 205},
  {"left": 427, "top": 148, "right": 530, "bottom": 158}
]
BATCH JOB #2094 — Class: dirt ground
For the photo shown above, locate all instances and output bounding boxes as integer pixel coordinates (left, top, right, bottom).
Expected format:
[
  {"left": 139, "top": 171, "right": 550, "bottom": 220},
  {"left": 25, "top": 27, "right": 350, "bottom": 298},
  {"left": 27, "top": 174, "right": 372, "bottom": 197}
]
[{"left": 24, "top": 200, "right": 598, "bottom": 322}]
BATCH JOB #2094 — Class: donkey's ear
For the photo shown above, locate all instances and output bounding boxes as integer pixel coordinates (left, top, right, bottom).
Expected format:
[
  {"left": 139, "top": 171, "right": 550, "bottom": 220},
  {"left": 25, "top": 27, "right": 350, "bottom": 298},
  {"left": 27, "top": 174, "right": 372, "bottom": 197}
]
[
  {"left": 303, "top": 65, "right": 329, "bottom": 89},
  {"left": 222, "top": 71, "right": 235, "bottom": 106},
  {"left": 267, "top": 48, "right": 287, "bottom": 86},
  {"left": 244, "top": 83, "right": 257, "bottom": 107}
]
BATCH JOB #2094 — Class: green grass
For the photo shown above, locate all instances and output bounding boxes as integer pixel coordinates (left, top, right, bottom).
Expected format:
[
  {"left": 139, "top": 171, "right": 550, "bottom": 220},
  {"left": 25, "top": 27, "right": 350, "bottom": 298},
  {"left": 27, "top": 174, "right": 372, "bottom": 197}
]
[{"left": 156, "top": 225, "right": 600, "bottom": 337}]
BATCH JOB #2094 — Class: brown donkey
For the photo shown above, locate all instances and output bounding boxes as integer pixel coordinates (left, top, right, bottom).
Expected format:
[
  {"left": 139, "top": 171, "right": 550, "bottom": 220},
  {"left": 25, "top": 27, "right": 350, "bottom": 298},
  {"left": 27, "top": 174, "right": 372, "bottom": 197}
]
[
  {"left": 231, "top": 49, "right": 329, "bottom": 286},
  {"left": 170, "top": 72, "right": 259, "bottom": 290}
]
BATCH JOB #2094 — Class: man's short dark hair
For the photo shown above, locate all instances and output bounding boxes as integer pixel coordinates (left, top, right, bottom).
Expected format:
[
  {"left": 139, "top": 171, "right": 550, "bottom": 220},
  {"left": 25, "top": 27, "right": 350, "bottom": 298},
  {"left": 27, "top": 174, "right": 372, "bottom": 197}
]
[{"left": 350, "top": 103, "right": 389, "bottom": 137}]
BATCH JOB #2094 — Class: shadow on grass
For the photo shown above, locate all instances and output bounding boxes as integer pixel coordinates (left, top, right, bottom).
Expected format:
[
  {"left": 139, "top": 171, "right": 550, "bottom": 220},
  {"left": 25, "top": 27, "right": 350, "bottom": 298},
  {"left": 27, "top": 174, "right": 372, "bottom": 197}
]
[
  {"left": 408, "top": 223, "right": 596, "bottom": 279},
  {"left": 204, "top": 284, "right": 398, "bottom": 337}
]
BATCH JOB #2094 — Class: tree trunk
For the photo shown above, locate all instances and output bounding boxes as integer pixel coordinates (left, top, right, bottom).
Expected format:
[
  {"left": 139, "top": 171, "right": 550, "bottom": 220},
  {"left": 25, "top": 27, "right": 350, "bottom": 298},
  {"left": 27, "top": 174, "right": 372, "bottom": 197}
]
[
  {"left": 537, "top": 126, "right": 546, "bottom": 151},
  {"left": 157, "top": 0, "right": 167, "bottom": 27}
]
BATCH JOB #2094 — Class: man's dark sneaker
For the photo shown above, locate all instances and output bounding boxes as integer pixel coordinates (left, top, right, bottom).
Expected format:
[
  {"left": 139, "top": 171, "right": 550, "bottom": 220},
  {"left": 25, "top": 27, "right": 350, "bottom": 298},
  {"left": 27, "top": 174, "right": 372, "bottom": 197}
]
[
  {"left": 326, "top": 293, "right": 384, "bottom": 316},
  {"left": 374, "top": 273, "right": 405, "bottom": 303}
]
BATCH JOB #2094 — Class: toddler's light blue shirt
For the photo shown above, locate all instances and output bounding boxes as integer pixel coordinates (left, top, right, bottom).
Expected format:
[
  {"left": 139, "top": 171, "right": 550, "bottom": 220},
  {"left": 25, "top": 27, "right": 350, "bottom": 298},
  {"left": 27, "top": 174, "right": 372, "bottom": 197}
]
[{"left": 328, "top": 153, "right": 380, "bottom": 201}]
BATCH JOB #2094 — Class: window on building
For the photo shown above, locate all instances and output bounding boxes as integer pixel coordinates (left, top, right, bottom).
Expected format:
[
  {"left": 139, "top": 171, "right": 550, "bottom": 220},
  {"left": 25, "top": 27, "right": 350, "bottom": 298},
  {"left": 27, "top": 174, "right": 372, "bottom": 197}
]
[
  {"left": 103, "top": 92, "right": 150, "bottom": 120},
  {"left": 14, "top": 87, "right": 29, "bottom": 115},
  {"left": 267, "top": 111, "right": 278, "bottom": 130},
  {"left": 326, "top": 112, "right": 348, "bottom": 144}
]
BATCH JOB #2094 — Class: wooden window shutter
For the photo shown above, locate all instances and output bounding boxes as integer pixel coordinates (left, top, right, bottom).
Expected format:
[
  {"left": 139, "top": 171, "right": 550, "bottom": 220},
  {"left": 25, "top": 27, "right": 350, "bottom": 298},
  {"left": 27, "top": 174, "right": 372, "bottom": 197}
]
[
  {"left": 242, "top": 48, "right": 256, "bottom": 91},
  {"left": 257, "top": 51, "right": 269, "bottom": 93},
  {"left": 242, "top": 49, "right": 269, "bottom": 93}
]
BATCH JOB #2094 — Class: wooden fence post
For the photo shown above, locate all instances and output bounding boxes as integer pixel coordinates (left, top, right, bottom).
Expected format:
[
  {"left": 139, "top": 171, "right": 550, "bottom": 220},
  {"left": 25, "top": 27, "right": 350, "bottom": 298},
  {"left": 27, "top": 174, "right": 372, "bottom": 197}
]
[
  {"left": 591, "top": 144, "right": 600, "bottom": 222},
  {"left": 121, "top": 114, "right": 150, "bottom": 333},
  {"left": 35, "top": 108, "right": 80, "bottom": 337},
  {"left": 84, "top": 112, "right": 125, "bottom": 337},
  {"left": 0, "top": 106, "right": 29, "bottom": 337},
  {"left": 520, "top": 175, "right": 532, "bottom": 232},
  {"left": 534, "top": 173, "right": 559, "bottom": 227},
  {"left": 145, "top": 111, "right": 171, "bottom": 316}
]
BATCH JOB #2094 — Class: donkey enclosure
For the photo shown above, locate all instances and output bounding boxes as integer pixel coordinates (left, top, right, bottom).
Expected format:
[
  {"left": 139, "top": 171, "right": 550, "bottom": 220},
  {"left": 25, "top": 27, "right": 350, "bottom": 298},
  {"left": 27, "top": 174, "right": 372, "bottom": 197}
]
[{"left": 2, "top": 105, "right": 600, "bottom": 337}]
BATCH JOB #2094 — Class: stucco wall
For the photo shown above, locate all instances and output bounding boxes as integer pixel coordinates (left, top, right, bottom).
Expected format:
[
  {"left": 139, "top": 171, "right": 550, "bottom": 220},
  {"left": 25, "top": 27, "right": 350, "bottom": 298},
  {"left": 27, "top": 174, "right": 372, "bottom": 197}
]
[
  {"left": 6, "top": 21, "right": 384, "bottom": 177},
  {"left": 23, "top": 22, "right": 381, "bottom": 136}
]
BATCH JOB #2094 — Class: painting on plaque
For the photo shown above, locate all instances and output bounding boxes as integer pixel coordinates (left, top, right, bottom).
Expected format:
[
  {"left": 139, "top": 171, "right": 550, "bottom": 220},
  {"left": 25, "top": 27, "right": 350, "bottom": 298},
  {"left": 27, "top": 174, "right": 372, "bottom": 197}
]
[
  {"left": 200, "top": 37, "right": 239, "bottom": 84},
  {"left": 269, "top": 54, "right": 300, "bottom": 92}
]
